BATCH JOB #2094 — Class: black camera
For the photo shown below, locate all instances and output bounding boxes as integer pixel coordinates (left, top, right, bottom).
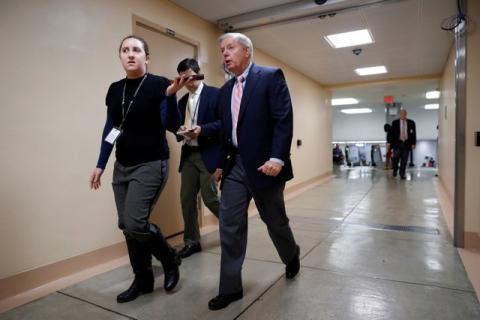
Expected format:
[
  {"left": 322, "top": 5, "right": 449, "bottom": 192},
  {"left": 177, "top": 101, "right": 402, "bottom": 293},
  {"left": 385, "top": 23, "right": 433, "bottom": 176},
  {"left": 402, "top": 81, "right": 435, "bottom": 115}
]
[{"left": 352, "top": 48, "right": 362, "bottom": 56}]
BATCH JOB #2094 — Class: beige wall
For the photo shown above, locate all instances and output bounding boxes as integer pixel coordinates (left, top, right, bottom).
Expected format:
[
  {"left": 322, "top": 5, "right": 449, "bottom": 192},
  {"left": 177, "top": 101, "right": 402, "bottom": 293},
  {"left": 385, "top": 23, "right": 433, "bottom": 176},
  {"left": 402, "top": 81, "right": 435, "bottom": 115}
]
[
  {"left": 438, "top": 0, "right": 480, "bottom": 241},
  {"left": 465, "top": 0, "right": 480, "bottom": 234},
  {"left": 0, "top": 0, "right": 330, "bottom": 279},
  {"left": 438, "top": 46, "right": 456, "bottom": 201}
]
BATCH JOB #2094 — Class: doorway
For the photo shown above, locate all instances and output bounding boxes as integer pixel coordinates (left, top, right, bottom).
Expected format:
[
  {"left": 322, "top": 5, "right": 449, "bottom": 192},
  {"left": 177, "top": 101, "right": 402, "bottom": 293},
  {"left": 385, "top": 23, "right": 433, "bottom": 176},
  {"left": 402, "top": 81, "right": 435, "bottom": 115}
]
[{"left": 133, "top": 15, "right": 199, "bottom": 238}]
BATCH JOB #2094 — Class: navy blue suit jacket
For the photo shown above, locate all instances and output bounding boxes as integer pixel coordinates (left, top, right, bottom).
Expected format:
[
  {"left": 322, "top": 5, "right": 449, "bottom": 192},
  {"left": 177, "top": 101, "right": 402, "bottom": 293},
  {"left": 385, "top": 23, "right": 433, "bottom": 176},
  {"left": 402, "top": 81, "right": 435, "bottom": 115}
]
[
  {"left": 218, "top": 64, "right": 294, "bottom": 189},
  {"left": 389, "top": 118, "right": 417, "bottom": 148},
  {"left": 177, "top": 84, "right": 221, "bottom": 173}
]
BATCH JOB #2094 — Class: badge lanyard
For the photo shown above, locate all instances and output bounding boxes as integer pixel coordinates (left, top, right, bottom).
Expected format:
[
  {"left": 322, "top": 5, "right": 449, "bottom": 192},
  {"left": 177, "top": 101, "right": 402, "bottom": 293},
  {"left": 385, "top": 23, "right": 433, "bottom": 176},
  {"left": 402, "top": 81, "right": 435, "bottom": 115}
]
[
  {"left": 120, "top": 73, "right": 148, "bottom": 129},
  {"left": 187, "top": 93, "right": 201, "bottom": 127},
  {"left": 104, "top": 73, "right": 147, "bottom": 145}
]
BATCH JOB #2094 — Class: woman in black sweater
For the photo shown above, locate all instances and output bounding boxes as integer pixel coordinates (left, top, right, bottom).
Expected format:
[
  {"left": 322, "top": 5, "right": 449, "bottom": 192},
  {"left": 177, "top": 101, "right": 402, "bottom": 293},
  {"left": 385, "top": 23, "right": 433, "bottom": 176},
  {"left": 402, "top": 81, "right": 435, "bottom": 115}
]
[{"left": 90, "top": 35, "right": 190, "bottom": 303}]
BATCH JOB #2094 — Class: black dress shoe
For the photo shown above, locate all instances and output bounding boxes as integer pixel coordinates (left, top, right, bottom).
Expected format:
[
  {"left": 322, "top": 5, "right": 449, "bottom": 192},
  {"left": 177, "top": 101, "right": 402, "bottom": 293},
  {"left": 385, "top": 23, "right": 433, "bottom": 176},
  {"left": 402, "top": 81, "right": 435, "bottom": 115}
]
[
  {"left": 400, "top": 175, "right": 406, "bottom": 180},
  {"left": 117, "top": 273, "right": 154, "bottom": 303},
  {"left": 208, "top": 291, "right": 243, "bottom": 310},
  {"left": 164, "top": 251, "right": 181, "bottom": 291},
  {"left": 392, "top": 171, "right": 398, "bottom": 177},
  {"left": 286, "top": 245, "right": 300, "bottom": 279},
  {"left": 179, "top": 243, "right": 202, "bottom": 258}
]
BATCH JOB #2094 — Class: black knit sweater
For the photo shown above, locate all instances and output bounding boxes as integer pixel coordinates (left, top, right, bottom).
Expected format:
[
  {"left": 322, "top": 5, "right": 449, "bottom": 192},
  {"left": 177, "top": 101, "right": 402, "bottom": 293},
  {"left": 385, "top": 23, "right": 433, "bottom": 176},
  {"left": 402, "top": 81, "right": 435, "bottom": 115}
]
[{"left": 96, "top": 74, "right": 180, "bottom": 168}]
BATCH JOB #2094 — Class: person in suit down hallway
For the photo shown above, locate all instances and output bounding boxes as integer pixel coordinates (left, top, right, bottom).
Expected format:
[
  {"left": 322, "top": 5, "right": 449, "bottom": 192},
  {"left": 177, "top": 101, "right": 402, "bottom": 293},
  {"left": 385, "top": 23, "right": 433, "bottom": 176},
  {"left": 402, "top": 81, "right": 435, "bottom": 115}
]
[
  {"left": 388, "top": 108, "right": 417, "bottom": 179},
  {"left": 208, "top": 32, "right": 300, "bottom": 311}
]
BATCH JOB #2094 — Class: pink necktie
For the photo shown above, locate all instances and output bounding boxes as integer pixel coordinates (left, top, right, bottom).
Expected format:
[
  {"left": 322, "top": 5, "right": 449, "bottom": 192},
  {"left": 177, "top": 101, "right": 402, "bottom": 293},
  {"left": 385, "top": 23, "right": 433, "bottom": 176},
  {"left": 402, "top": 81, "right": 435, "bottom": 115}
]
[
  {"left": 232, "top": 76, "right": 244, "bottom": 129},
  {"left": 401, "top": 119, "right": 408, "bottom": 141}
]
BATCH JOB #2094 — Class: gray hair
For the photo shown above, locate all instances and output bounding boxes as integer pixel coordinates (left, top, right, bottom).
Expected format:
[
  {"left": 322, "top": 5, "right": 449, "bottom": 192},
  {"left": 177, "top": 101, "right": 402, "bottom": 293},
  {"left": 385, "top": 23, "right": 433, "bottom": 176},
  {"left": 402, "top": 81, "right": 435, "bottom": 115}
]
[{"left": 218, "top": 33, "right": 254, "bottom": 58}]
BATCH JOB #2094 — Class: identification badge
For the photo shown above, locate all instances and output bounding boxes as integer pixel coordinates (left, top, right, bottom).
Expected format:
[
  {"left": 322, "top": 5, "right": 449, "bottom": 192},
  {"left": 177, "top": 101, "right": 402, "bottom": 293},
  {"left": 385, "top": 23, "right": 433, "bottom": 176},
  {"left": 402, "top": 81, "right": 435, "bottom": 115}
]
[{"left": 104, "top": 127, "right": 122, "bottom": 145}]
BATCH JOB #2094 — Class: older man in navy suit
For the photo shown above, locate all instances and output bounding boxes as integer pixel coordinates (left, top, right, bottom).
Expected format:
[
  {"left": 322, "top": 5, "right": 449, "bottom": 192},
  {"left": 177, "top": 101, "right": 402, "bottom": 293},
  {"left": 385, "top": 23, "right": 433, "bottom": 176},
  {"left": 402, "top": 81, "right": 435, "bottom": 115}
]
[{"left": 208, "top": 33, "right": 300, "bottom": 310}]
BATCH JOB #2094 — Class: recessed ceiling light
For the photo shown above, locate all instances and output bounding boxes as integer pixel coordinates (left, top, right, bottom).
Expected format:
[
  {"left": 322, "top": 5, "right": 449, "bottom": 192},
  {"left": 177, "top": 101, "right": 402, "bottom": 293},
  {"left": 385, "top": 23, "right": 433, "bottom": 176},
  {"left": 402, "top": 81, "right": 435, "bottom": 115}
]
[
  {"left": 331, "top": 98, "right": 359, "bottom": 106},
  {"left": 355, "top": 66, "right": 387, "bottom": 76},
  {"left": 426, "top": 90, "right": 440, "bottom": 99},
  {"left": 341, "top": 108, "right": 373, "bottom": 114},
  {"left": 424, "top": 104, "right": 439, "bottom": 110},
  {"left": 324, "top": 29, "right": 374, "bottom": 48}
]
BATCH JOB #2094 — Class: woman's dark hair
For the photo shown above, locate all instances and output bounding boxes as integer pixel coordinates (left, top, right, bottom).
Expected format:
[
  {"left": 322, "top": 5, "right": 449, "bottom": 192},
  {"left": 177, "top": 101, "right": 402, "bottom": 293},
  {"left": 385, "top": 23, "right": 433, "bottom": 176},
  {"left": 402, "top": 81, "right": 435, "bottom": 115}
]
[
  {"left": 177, "top": 58, "right": 200, "bottom": 74},
  {"left": 118, "top": 35, "right": 150, "bottom": 55}
]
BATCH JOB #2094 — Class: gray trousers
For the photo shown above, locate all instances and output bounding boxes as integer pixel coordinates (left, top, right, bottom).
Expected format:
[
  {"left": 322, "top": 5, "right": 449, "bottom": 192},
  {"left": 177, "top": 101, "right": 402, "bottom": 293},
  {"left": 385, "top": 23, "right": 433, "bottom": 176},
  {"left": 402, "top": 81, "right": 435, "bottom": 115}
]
[
  {"left": 112, "top": 160, "right": 169, "bottom": 242},
  {"left": 219, "top": 155, "right": 297, "bottom": 294},
  {"left": 180, "top": 151, "right": 219, "bottom": 245}
]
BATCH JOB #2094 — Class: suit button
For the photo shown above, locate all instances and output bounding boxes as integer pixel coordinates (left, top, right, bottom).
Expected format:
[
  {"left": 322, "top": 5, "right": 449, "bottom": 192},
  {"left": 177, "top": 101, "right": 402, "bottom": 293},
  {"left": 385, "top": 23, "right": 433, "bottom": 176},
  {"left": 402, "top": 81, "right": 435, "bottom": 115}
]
[{"left": 227, "top": 155, "right": 231, "bottom": 159}]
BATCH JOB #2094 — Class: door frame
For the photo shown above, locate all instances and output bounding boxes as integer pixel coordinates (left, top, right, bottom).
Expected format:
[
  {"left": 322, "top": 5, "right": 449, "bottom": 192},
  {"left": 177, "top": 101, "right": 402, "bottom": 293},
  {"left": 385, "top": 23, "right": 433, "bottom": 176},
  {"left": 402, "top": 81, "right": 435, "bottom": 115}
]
[{"left": 132, "top": 15, "right": 200, "bottom": 60}]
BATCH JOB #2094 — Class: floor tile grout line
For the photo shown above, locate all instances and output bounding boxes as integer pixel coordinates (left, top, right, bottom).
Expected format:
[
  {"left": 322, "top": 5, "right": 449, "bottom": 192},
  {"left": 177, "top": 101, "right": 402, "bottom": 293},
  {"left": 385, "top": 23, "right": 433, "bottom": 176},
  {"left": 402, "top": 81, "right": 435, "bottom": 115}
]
[
  {"left": 233, "top": 273, "right": 286, "bottom": 320},
  {"left": 298, "top": 264, "right": 476, "bottom": 294},
  {"left": 57, "top": 291, "right": 137, "bottom": 320},
  {"left": 293, "top": 180, "right": 381, "bottom": 259},
  {"left": 339, "top": 176, "right": 381, "bottom": 223}
]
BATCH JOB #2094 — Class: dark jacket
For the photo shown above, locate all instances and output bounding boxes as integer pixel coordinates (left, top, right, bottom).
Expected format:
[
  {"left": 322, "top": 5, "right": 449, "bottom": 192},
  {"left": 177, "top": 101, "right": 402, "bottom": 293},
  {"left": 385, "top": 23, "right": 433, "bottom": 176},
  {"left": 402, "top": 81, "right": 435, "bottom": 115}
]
[
  {"left": 389, "top": 118, "right": 417, "bottom": 148},
  {"left": 177, "top": 84, "right": 221, "bottom": 173},
  {"left": 217, "top": 63, "right": 294, "bottom": 189}
]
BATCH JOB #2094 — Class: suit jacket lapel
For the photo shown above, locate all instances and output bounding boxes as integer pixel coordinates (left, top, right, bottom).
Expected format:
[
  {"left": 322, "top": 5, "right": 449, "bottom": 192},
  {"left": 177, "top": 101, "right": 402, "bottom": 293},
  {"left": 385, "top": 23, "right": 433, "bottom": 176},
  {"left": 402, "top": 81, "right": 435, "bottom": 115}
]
[
  {"left": 237, "top": 64, "right": 260, "bottom": 127},
  {"left": 179, "top": 95, "right": 188, "bottom": 123},
  {"left": 197, "top": 89, "right": 205, "bottom": 124}
]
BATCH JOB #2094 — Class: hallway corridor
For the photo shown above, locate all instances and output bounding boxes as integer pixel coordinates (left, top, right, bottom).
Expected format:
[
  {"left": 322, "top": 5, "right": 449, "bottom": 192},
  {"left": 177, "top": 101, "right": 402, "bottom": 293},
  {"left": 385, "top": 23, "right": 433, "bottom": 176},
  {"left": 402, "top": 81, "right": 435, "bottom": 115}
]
[{"left": 3, "top": 168, "right": 480, "bottom": 319}]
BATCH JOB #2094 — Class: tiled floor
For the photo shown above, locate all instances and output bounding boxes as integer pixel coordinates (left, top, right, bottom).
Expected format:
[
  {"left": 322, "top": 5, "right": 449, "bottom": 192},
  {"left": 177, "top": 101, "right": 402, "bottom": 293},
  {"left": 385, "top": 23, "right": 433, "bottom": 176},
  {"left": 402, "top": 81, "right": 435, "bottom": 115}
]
[{"left": 2, "top": 167, "right": 480, "bottom": 319}]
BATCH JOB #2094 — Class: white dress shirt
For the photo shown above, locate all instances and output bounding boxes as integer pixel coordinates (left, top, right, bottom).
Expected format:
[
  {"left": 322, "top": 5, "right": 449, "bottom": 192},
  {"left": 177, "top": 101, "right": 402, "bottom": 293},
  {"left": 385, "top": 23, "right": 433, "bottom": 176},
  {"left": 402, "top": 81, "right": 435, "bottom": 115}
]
[{"left": 184, "top": 82, "right": 204, "bottom": 146}]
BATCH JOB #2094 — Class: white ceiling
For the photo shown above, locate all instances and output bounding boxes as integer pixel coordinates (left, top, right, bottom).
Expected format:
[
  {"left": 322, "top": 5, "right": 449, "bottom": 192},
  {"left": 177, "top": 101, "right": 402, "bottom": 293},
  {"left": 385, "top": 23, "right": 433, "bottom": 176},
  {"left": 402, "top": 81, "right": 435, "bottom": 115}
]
[
  {"left": 170, "top": 0, "right": 456, "bottom": 85},
  {"left": 331, "top": 79, "right": 441, "bottom": 141},
  {"left": 331, "top": 78, "right": 440, "bottom": 112}
]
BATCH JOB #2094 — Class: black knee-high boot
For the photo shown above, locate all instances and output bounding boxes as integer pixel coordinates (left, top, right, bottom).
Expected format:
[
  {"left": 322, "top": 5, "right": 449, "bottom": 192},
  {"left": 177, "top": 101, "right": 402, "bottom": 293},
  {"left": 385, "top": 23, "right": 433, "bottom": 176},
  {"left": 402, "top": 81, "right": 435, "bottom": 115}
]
[
  {"left": 117, "top": 237, "right": 154, "bottom": 303},
  {"left": 149, "top": 224, "right": 181, "bottom": 291}
]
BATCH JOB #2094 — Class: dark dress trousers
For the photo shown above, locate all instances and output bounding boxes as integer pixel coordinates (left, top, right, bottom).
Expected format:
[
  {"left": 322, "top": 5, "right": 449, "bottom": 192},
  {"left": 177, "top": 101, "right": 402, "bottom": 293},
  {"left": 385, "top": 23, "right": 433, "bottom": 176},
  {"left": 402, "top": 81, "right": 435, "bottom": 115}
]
[
  {"left": 216, "top": 63, "right": 298, "bottom": 294},
  {"left": 389, "top": 118, "right": 417, "bottom": 177}
]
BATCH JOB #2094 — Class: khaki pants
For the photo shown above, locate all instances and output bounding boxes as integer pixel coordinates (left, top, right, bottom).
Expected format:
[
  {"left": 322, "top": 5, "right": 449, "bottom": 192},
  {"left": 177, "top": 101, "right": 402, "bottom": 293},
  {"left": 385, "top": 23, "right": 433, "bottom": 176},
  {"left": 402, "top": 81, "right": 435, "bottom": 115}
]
[{"left": 180, "top": 151, "right": 219, "bottom": 245}]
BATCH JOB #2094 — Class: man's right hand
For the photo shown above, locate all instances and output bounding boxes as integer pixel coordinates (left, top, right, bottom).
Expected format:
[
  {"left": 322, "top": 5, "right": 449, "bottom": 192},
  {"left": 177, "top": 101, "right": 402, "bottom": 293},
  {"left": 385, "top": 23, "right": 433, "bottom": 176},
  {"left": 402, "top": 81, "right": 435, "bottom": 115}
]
[
  {"left": 213, "top": 168, "right": 223, "bottom": 182},
  {"left": 90, "top": 168, "right": 104, "bottom": 190}
]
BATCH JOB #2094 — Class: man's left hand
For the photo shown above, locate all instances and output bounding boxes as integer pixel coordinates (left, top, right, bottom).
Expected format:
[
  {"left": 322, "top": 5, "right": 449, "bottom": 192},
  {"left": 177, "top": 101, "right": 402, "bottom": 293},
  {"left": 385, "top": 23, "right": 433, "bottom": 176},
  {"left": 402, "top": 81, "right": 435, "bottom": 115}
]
[
  {"left": 184, "top": 125, "right": 201, "bottom": 139},
  {"left": 257, "top": 160, "right": 282, "bottom": 177},
  {"left": 411, "top": 144, "right": 416, "bottom": 150}
]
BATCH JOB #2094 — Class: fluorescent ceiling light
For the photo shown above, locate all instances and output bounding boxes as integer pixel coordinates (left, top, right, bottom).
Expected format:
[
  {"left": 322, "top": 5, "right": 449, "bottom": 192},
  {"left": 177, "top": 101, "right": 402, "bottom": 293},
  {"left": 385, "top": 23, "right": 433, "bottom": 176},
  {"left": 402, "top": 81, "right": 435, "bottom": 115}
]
[
  {"left": 341, "top": 108, "right": 373, "bottom": 114},
  {"left": 426, "top": 90, "right": 440, "bottom": 99},
  {"left": 331, "top": 98, "right": 359, "bottom": 106},
  {"left": 424, "top": 104, "right": 439, "bottom": 110},
  {"left": 355, "top": 66, "right": 387, "bottom": 76},
  {"left": 325, "top": 29, "right": 374, "bottom": 48}
]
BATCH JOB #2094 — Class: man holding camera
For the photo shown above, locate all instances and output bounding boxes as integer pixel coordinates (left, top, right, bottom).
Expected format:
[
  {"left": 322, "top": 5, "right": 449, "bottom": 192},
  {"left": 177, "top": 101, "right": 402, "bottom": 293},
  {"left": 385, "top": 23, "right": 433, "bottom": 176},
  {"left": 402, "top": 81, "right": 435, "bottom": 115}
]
[{"left": 176, "top": 58, "right": 221, "bottom": 258}]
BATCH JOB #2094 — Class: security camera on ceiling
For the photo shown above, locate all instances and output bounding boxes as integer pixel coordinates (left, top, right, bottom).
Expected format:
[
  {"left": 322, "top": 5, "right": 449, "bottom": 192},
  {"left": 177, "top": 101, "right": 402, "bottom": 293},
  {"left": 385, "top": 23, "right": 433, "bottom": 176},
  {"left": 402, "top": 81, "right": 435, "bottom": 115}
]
[
  {"left": 314, "top": 0, "right": 328, "bottom": 5},
  {"left": 352, "top": 48, "right": 362, "bottom": 56}
]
